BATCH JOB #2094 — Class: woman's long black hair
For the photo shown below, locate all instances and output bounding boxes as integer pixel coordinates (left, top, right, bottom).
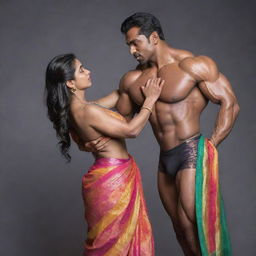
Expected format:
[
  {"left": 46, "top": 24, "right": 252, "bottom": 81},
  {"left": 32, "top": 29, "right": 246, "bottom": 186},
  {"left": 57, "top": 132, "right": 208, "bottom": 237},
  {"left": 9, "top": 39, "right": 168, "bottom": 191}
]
[{"left": 45, "top": 53, "right": 76, "bottom": 162}]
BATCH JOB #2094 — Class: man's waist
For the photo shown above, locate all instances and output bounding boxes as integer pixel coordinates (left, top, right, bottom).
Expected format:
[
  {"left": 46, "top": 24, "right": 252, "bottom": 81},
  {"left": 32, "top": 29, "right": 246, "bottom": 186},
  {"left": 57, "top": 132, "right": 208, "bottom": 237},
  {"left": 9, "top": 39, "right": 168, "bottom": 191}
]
[{"left": 156, "top": 131, "right": 201, "bottom": 151}]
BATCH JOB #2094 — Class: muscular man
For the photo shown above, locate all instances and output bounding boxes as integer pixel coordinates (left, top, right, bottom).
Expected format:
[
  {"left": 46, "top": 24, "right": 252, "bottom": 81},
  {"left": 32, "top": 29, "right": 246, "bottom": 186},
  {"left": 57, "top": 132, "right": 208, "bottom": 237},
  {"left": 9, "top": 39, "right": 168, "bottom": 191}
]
[{"left": 83, "top": 13, "right": 239, "bottom": 255}]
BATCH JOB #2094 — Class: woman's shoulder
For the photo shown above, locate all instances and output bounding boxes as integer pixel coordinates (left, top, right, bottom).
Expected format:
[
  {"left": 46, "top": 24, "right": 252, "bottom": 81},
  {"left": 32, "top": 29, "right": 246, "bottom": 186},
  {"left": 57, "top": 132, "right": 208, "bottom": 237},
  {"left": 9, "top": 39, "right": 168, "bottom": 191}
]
[
  {"left": 84, "top": 103, "right": 125, "bottom": 122},
  {"left": 82, "top": 103, "right": 113, "bottom": 119},
  {"left": 82, "top": 103, "right": 102, "bottom": 116}
]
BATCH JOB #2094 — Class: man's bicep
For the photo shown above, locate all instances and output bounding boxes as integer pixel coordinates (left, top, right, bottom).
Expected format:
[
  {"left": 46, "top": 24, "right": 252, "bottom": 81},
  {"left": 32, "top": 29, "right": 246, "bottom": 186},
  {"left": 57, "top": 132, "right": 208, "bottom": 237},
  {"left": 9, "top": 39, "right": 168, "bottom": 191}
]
[
  {"left": 116, "top": 92, "right": 135, "bottom": 120},
  {"left": 198, "top": 73, "right": 237, "bottom": 105},
  {"left": 116, "top": 70, "right": 141, "bottom": 120}
]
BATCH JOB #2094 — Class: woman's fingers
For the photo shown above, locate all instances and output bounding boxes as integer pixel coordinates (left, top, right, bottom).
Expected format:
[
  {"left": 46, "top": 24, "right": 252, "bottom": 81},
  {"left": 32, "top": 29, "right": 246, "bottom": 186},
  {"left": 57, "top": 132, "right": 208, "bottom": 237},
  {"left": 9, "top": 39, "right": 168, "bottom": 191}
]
[
  {"left": 141, "top": 77, "right": 164, "bottom": 97},
  {"left": 159, "top": 79, "right": 165, "bottom": 88},
  {"left": 96, "top": 137, "right": 111, "bottom": 150}
]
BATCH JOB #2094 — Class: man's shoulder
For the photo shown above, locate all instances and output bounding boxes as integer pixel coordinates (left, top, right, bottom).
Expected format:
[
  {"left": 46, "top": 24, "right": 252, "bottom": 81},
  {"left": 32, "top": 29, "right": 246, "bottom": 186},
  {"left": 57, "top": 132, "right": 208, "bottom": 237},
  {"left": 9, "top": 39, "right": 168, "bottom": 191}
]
[
  {"left": 179, "top": 55, "right": 219, "bottom": 82},
  {"left": 174, "top": 49, "right": 194, "bottom": 61},
  {"left": 180, "top": 55, "right": 216, "bottom": 66},
  {"left": 119, "top": 69, "right": 142, "bottom": 92}
]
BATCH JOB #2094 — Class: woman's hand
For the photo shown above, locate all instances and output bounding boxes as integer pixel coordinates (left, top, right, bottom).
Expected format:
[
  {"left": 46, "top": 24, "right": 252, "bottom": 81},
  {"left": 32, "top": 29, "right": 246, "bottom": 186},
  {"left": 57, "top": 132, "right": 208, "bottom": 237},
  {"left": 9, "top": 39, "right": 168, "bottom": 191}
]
[
  {"left": 141, "top": 78, "right": 164, "bottom": 101},
  {"left": 84, "top": 136, "right": 111, "bottom": 152}
]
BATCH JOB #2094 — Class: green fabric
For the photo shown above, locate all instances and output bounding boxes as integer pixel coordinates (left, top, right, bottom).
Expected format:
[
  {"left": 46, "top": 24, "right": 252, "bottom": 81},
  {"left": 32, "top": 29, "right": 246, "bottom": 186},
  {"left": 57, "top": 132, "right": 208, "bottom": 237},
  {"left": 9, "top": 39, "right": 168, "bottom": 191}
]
[
  {"left": 195, "top": 135, "right": 208, "bottom": 255},
  {"left": 220, "top": 195, "right": 232, "bottom": 255},
  {"left": 195, "top": 135, "right": 232, "bottom": 256}
]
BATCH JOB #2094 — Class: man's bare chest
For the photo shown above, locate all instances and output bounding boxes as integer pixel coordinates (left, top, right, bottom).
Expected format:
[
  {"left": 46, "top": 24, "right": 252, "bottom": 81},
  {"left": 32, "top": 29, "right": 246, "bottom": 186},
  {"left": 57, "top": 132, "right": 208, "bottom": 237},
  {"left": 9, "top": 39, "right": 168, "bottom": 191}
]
[{"left": 128, "top": 64, "right": 195, "bottom": 106}]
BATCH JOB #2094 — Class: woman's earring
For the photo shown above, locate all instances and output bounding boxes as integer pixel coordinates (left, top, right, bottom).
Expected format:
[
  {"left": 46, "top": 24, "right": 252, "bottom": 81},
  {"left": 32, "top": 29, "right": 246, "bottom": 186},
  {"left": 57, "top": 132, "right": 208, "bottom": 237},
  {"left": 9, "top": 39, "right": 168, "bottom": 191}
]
[{"left": 70, "top": 88, "right": 76, "bottom": 93}]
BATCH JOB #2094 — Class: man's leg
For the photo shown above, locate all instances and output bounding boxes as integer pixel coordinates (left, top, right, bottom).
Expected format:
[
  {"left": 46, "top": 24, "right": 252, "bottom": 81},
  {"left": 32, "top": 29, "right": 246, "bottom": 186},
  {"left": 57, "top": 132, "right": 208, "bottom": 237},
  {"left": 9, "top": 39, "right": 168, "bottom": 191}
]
[
  {"left": 158, "top": 170, "right": 192, "bottom": 255},
  {"left": 175, "top": 168, "right": 201, "bottom": 256}
]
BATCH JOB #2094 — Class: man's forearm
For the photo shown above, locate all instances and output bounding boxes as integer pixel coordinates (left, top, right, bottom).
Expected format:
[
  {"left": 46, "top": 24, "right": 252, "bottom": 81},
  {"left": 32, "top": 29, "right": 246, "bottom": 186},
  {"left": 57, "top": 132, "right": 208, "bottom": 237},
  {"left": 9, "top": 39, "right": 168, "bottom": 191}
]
[{"left": 211, "top": 102, "right": 240, "bottom": 146}]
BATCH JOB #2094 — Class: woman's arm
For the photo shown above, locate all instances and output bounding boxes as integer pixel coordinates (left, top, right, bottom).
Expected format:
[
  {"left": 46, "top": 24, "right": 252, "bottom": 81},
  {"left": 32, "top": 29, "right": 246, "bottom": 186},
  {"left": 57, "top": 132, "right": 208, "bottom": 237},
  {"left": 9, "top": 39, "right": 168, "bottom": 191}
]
[
  {"left": 92, "top": 90, "right": 120, "bottom": 109},
  {"left": 84, "top": 78, "right": 164, "bottom": 139}
]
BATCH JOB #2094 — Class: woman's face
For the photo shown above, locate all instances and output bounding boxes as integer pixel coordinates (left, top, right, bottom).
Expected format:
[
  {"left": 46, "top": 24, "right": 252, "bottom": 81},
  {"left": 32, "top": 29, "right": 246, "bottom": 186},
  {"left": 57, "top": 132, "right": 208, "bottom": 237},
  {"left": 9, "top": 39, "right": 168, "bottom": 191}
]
[{"left": 72, "top": 58, "right": 92, "bottom": 89}]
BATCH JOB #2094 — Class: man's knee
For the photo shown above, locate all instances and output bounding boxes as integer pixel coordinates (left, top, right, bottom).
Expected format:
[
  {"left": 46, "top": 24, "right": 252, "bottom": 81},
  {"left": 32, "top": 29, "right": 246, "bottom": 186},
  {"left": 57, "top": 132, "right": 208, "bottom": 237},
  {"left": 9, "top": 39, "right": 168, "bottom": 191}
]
[
  {"left": 179, "top": 200, "right": 196, "bottom": 225},
  {"left": 173, "top": 222, "right": 186, "bottom": 241},
  {"left": 184, "top": 209, "right": 196, "bottom": 225},
  {"left": 174, "top": 221, "right": 199, "bottom": 248},
  {"left": 175, "top": 212, "right": 197, "bottom": 237}
]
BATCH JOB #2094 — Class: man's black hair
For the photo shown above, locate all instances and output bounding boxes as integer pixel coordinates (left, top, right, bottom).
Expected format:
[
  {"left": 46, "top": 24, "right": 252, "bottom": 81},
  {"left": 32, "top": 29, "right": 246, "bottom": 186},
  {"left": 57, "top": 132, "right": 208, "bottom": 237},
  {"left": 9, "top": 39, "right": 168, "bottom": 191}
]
[{"left": 121, "top": 12, "right": 165, "bottom": 40}]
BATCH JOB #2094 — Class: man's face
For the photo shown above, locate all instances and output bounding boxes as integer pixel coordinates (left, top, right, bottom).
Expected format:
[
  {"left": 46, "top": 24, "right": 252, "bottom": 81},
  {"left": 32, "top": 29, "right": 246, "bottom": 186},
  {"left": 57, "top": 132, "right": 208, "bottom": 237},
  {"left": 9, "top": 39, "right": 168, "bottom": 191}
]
[{"left": 125, "top": 27, "right": 155, "bottom": 64}]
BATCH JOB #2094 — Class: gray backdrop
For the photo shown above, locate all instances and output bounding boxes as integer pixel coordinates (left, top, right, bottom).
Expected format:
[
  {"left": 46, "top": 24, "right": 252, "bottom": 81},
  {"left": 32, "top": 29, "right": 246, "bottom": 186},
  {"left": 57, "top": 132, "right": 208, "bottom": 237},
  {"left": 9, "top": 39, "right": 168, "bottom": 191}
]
[{"left": 1, "top": 0, "right": 255, "bottom": 255}]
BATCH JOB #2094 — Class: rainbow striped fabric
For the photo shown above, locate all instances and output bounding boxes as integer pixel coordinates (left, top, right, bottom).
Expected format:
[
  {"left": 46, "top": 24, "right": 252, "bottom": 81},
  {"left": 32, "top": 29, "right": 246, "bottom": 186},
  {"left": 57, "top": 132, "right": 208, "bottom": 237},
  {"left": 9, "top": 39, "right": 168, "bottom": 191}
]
[
  {"left": 195, "top": 136, "right": 231, "bottom": 256},
  {"left": 82, "top": 156, "right": 154, "bottom": 256}
]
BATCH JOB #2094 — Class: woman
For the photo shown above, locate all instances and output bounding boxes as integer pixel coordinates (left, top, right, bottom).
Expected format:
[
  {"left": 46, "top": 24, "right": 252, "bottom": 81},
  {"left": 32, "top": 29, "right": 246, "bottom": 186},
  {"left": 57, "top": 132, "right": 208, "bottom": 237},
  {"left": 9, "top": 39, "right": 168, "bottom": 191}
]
[{"left": 45, "top": 53, "right": 164, "bottom": 256}]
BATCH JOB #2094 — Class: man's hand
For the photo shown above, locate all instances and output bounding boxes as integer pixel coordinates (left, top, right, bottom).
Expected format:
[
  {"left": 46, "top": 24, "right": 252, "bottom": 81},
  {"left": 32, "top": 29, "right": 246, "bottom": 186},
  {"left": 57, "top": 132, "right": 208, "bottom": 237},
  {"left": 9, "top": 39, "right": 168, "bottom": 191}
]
[
  {"left": 84, "top": 137, "right": 111, "bottom": 153},
  {"left": 209, "top": 137, "right": 217, "bottom": 147}
]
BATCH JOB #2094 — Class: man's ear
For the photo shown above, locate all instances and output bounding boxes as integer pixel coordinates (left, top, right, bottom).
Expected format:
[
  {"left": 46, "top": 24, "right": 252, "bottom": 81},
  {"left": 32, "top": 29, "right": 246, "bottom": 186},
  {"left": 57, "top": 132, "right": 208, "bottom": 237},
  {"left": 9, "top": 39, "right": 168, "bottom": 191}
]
[
  {"left": 150, "top": 31, "right": 159, "bottom": 45},
  {"left": 66, "top": 80, "right": 74, "bottom": 89}
]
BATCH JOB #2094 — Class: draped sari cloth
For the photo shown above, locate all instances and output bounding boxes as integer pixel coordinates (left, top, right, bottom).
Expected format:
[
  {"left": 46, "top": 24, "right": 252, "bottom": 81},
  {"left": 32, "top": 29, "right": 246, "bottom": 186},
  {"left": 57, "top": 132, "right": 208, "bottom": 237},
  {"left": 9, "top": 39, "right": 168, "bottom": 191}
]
[
  {"left": 82, "top": 156, "right": 154, "bottom": 256},
  {"left": 195, "top": 135, "right": 231, "bottom": 256}
]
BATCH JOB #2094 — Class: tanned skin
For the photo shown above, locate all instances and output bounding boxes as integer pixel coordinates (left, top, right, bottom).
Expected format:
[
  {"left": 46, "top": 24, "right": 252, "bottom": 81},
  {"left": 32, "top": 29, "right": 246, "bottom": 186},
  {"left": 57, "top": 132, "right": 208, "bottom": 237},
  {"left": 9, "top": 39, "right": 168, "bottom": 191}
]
[
  {"left": 67, "top": 59, "right": 164, "bottom": 160},
  {"left": 82, "top": 26, "right": 239, "bottom": 255}
]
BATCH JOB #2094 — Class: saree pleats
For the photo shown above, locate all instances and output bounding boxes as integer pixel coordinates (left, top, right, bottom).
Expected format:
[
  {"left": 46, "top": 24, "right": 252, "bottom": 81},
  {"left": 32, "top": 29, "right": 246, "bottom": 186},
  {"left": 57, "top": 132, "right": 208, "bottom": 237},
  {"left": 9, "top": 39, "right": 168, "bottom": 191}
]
[
  {"left": 195, "top": 136, "right": 231, "bottom": 256},
  {"left": 82, "top": 156, "right": 154, "bottom": 256}
]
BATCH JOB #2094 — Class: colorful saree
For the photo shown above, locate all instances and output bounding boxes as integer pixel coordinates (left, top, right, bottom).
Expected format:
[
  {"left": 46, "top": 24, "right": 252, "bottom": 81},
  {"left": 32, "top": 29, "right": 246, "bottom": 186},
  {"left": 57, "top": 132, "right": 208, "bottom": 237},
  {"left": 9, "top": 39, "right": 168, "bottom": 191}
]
[
  {"left": 82, "top": 156, "right": 154, "bottom": 256},
  {"left": 195, "top": 135, "right": 232, "bottom": 256}
]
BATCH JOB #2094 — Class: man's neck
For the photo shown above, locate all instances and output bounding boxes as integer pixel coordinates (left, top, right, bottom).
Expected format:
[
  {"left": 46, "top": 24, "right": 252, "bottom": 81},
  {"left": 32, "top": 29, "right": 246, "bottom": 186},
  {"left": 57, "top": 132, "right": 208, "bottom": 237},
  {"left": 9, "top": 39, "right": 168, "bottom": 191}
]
[{"left": 151, "top": 41, "right": 176, "bottom": 69}]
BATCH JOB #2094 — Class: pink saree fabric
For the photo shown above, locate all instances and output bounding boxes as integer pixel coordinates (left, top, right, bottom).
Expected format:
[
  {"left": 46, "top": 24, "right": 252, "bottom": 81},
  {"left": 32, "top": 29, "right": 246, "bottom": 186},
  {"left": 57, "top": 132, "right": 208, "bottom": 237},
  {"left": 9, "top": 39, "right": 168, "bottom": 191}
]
[{"left": 82, "top": 156, "right": 154, "bottom": 256}]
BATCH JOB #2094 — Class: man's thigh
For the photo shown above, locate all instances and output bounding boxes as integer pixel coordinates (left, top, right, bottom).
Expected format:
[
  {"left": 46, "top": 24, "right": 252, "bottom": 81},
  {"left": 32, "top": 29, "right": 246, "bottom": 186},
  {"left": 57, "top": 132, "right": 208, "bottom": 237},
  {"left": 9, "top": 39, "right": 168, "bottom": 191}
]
[
  {"left": 157, "top": 170, "right": 179, "bottom": 223},
  {"left": 176, "top": 168, "right": 196, "bottom": 223}
]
